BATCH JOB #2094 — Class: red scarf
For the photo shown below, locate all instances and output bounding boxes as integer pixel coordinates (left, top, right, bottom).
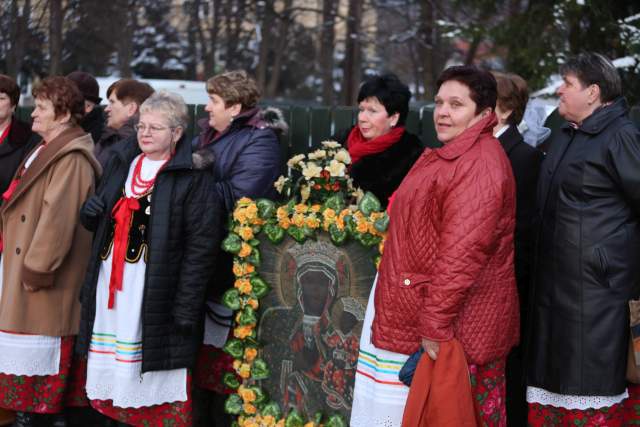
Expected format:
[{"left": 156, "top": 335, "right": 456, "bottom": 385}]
[
  {"left": 347, "top": 126, "right": 405, "bottom": 166},
  {"left": 0, "top": 121, "right": 11, "bottom": 145},
  {"left": 0, "top": 179, "right": 20, "bottom": 253},
  {"left": 108, "top": 196, "right": 141, "bottom": 309}
]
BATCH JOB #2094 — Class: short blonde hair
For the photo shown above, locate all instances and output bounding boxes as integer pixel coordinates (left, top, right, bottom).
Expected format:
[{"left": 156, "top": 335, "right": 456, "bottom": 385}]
[
  {"left": 206, "top": 70, "right": 260, "bottom": 110},
  {"left": 139, "top": 90, "right": 188, "bottom": 129}
]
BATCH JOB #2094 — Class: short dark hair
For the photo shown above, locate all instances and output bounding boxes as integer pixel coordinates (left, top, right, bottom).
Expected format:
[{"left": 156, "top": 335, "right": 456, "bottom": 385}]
[
  {"left": 493, "top": 71, "right": 529, "bottom": 125},
  {"left": 107, "top": 79, "right": 154, "bottom": 106},
  {"left": 0, "top": 74, "right": 20, "bottom": 107},
  {"left": 436, "top": 66, "right": 497, "bottom": 114},
  {"left": 357, "top": 74, "right": 411, "bottom": 125},
  {"left": 32, "top": 76, "right": 84, "bottom": 125},
  {"left": 206, "top": 70, "right": 261, "bottom": 110},
  {"left": 560, "top": 52, "right": 622, "bottom": 103}
]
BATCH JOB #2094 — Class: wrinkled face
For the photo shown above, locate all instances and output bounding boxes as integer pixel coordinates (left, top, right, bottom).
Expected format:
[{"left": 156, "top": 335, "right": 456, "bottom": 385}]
[
  {"left": 557, "top": 73, "right": 595, "bottom": 124},
  {"left": 433, "top": 80, "right": 485, "bottom": 144},
  {"left": 0, "top": 92, "right": 15, "bottom": 125},
  {"left": 205, "top": 93, "right": 240, "bottom": 133},
  {"left": 357, "top": 97, "right": 398, "bottom": 140},
  {"left": 136, "top": 110, "right": 182, "bottom": 160},
  {"left": 31, "top": 97, "right": 68, "bottom": 140},
  {"left": 105, "top": 92, "right": 135, "bottom": 129}
]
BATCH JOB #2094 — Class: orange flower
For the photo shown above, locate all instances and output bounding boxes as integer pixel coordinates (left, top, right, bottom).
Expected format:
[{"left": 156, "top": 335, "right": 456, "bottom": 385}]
[
  {"left": 233, "top": 360, "right": 242, "bottom": 370},
  {"left": 279, "top": 217, "right": 291, "bottom": 230},
  {"left": 310, "top": 204, "right": 321, "bottom": 213},
  {"left": 239, "top": 227, "right": 254, "bottom": 241},
  {"left": 243, "top": 403, "right": 257, "bottom": 414},
  {"left": 239, "top": 387, "right": 256, "bottom": 403},
  {"left": 238, "top": 197, "right": 253, "bottom": 206},
  {"left": 292, "top": 213, "right": 305, "bottom": 227},
  {"left": 245, "top": 264, "right": 255, "bottom": 274},
  {"left": 247, "top": 298, "right": 259, "bottom": 310},
  {"left": 304, "top": 423, "right": 315, "bottom": 427},
  {"left": 262, "top": 415, "right": 276, "bottom": 425},
  {"left": 276, "top": 420, "right": 286, "bottom": 427},
  {"left": 245, "top": 204, "right": 259, "bottom": 221},
  {"left": 234, "top": 325, "right": 254, "bottom": 339},
  {"left": 233, "top": 263, "right": 244, "bottom": 277},
  {"left": 233, "top": 209, "right": 248, "bottom": 224},
  {"left": 244, "top": 347, "right": 258, "bottom": 362},
  {"left": 276, "top": 206, "right": 289, "bottom": 221},
  {"left": 323, "top": 208, "right": 336, "bottom": 219},
  {"left": 378, "top": 240, "right": 385, "bottom": 254},
  {"left": 238, "top": 243, "right": 252, "bottom": 258},
  {"left": 294, "top": 204, "right": 308, "bottom": 214},
  {"left": 305, "top": 216, "right": 320, "bottom": 229},
  {"left": 356, "top": 221, "right": 369, "bottom": 233}
]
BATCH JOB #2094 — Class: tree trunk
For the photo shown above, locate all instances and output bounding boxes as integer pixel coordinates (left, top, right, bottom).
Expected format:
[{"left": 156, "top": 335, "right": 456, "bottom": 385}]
[
  {"left": 49, "top": 0, "right": 63, "bottom": 75},
  {"left": 265, "top": 0, "right": 293, "bottom": 98},
  {"left": 342, "top": 0, "right": 363, "bottom": 105},
  {"left": 7, "top": 0, "right": 30, "bottom": 78},
  {"left": 117, "top": 0, "right": 137, "bottom": 77},
  {"left": 200, "top": 0, "right": 220, "bottom": 77},
  {"left": 256, "top": 0, "right": 275, "bottom": 92},
  {"left": 319, "top": 0, "right": 337, "bottom": 104},
  {"left": 185, "top": 0, "right": 200, "bottom": 80}
]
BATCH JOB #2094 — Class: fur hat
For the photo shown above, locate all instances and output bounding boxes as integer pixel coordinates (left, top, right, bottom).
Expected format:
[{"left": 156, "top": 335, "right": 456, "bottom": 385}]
[{"left": 66, "top": 71, "right": 102, "bottom": 104}]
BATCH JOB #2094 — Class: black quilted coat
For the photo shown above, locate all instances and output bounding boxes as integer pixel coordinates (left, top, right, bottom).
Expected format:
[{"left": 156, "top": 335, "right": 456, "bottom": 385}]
[
  {"left": 76, "top": 135, "right": 221, "bottom": 373},
  {"left": 527, "top": 97, "right": 640, "bottom": 395}
]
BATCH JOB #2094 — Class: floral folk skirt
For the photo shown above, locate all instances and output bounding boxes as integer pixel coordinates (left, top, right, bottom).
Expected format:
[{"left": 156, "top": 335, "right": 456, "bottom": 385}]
[
  {"left": 528, "top": 384, "right": 640, "bottom": 426},
  {"left": 470, "top": 358, "right": 508, "bottom": 427},
  {"left": 194, "top": 344, "right": 238, "bottom": 394},
  {"left": 0, "top": 336, "right": 77, "bottom": 413}
]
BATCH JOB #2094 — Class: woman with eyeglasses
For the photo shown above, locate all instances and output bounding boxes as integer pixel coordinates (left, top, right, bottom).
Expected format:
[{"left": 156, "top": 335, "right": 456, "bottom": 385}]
[{"left": 76, "top": 90, "right": 221, "bottom": 426}]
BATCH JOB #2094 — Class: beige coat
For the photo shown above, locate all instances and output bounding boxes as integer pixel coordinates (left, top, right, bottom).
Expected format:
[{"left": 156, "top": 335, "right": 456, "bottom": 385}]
[{"left": 0, "top": 127, "right": 101, "bottom": 336}]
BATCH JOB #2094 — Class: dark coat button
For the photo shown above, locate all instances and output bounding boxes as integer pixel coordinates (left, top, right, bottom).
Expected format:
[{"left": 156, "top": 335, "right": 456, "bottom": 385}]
[
  {"left": 21, "top": 215, "right": 26, "bottom": 222},
  {"left": 16, "top": 248, "right": 20, "bottom": 255}
]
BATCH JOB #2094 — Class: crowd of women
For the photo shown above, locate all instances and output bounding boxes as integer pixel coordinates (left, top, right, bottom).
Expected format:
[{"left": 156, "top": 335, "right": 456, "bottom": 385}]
[{"left": 0, "top": 50, "right": 638, "bottom": 427}]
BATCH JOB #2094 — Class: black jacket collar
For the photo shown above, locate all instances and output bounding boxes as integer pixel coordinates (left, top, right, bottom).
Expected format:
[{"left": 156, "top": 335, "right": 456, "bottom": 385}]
[
  {"left": 562, "top": 97, "right": 629, "bottom": 135},
  {"left": 112, "top": 134, "right": 192, "bottom": 172},
  {"left": 498, "top": 125, "right": 524, "bottom": 155}
]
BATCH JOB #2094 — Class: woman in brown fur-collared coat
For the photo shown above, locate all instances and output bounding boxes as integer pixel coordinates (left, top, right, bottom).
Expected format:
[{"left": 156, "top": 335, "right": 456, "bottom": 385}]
[{"left": 0, "top": 76, "right": 100, "bottom": 427}]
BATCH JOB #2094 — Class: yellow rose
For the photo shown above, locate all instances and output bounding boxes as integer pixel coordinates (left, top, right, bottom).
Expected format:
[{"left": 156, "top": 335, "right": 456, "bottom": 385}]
[
  {"left": 310, "top": 204, "right": 321, "bottom": 213},
  {"left": 238, "top": 243, "right": 252, "bottom": 258},
  {"left": 286, "top": 154, "right": 306, "bottom": 168},
  {"left": 239, "top": 363, "right": 252, "bottom": 379},
  {"left": 325, "top": 159, "right": 346, "bottom": 177},
  {"left": 334, "top": 148, "right": 351, "bottom": 165},
  {"left": 233, "top": 209, "right": 248, "bottom": 224},
  {"left": 234, "top": 325, "right": 254, "bottom": 339},
  {"left": 245, "top": 264, "right": 255, "bottom": 274},
  {"left": 262, "top": 415, "right": 276, "bottom": 426},
  {"left": 300, "top": 185, "right": 311, "bottom": 203},
  {"left": 247, "top": 299, "right": 259, "bottom": 310},
  {"left": 233, "top": 263, "right": 244, "bottom": 277},
  {"left": 245, "top": 204, "right": 258, "bottom": 221},
  {"left": 304, "top": 423, "right": 315, "bottom": 427},
  {"left": 233, "top": 360, "right": 242, "bottom": 370},
  {"left": 301, "top": 162, "right": 322, "bottom": 179},
  {"left": 308, "top": 149, "right": 327, "bottom": 160},
  {"left": 274, "top": 175, "right": 288, "bottom": 193},
  {"left": 320, "top": 140, "right": 341, "bottom": 149},
  {"left": 244, "top": 347, "right": 258, "bottom": 362}
]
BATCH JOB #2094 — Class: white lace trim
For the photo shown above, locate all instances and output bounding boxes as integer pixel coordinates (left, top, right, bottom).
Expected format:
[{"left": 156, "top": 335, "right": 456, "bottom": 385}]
[
  {"left": 0, "top": 256, "right": 61, "bottom": 376},
  {"left": 526, "top": 386, "right": 629, "bottom": 410}
]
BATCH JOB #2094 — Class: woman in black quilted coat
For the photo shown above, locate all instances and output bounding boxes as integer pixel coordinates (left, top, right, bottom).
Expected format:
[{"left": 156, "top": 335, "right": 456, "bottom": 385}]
[{"left": 76, "top": 91, "right": 221, "bottom": 426}]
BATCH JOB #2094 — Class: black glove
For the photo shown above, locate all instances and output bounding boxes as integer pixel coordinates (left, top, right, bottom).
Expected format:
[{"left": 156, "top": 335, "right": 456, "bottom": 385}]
[{"left": 83, "top": 195, "right": 106, "bottom": 218}]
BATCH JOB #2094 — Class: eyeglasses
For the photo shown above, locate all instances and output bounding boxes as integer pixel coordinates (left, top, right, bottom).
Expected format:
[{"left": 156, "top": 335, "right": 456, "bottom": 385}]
[{"left": 134, "top": 123, "right": 174, "bottom": 133}]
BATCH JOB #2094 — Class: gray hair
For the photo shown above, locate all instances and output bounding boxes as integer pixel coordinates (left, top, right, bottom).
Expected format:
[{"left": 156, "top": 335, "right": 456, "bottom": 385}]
[
  {"left": 139, "top": 90, "right": 189, "bottom": 129},
  {"left": 560, "top": 52, "right": 622, "bottom": 103}
]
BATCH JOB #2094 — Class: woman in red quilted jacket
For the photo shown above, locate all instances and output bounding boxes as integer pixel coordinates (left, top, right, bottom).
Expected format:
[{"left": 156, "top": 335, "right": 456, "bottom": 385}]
[{"left": 350, "top": 66, "right": 519, "bottom": 427}]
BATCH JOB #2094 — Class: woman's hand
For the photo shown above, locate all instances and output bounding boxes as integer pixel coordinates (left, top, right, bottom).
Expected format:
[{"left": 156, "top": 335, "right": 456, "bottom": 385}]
[
  {"left": 82, "top": 195, "right": 106, "bottom": 219},
  {"left": 421, "top": 338, "right": 440, "bottom": 360}
]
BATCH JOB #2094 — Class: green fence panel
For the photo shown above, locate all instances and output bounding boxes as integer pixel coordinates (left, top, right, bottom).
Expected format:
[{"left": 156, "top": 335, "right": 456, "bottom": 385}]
[
  {"left": 420, "top": 106, "right": 440, "bottom": 148},
  {"left": 630, "top": 106, "right": 640, "bottom": 128},
  {"left": 405, "top": 110, "right": 420, "bottom": 136},
  {"left": 16, "top": 107, "right": 33, "bottom": 123},
  {"left": 277, "top": 107, "right": 293, "bottom": 166},
  {"left": 333, "top": 107, "right": 356, "bottom": 137},
  {"left": 289, "top": 106, "right": 311, "bottom": 155},
  {"left": 309, "top": 107, "right": 332, "bottom": 150}
]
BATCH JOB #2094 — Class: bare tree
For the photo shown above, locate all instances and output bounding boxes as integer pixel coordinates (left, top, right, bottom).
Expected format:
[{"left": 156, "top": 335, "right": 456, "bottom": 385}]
[
  {"left": 265, "top": 0, "right": 293, "bottom": 98},
  {"left": 6, "top": 0, "right": 32, "bottom": 78},
  {"left": 342, "top": 0, "right": 363, "bottom": 105},
  {"left": 115, "top": 0, "right": 137, "bottom": 77},
  {"left": 256, "top": 0, "right": 276, "bottom": 92},
  {"left": 319, "top": 0, "right": 338, "bottom": 104},
  {"left": 48, "top": 0, "right": 63, "bottom": 75}
]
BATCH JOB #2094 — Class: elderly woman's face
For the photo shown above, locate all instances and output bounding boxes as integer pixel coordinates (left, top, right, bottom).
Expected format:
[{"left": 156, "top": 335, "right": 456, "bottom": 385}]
[
  {"left": 557, "top": 73, "right": 597, "bottom": 124},
  {"left": 137, "top": 111, "right": 182, "bottom": 160},
  {"left": 433, "top": 80, "right": 485, "bottom": 144},
  {"left": 205, "top": 93, "right": 241, "bottom": 133},
  {"left": 31, "top": 97, "right": 68, "bottom": 141},
  {"left": 0, "top": 92, "right": 15, "bottom": 125},
  {"left": 357, "top": 97, "right": 398, "bottom": 140}
]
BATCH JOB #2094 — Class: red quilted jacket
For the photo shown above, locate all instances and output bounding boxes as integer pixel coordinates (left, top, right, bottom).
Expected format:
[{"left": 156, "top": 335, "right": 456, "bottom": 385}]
[{"left": 372, "top": 114, "right": 519, "bottom": 365}]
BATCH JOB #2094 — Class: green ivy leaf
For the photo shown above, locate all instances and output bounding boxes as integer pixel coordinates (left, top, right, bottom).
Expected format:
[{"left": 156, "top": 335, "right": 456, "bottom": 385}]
[
  {"left": 264, "top": 223, "right": 286, "bottom": 244},
  {"left": 222, "top": 339, "right": 244, "bottom": 359},
  {"left": 256, "top": 198, "right": 276, "bottom": 219},
  {"left": 261, "top": 401, "right": 282, "bottom": 419},
  {"left": 358, "top": 192, "right": 382, "bottom": 216},
  {"left": 285, "top": 410, "right": 305, "bottom": 427},
  {"left": 222, "top": 288, "right": 241, "bottom": 310},
  {"left": 238, "top": 306, "right": 258, "bottom": 326},
  {"left": 250, "top": 276, "right": 271, "bottom": 299},
  {"left": 222, "top": 372, "right": 240, "bottom": 390},
  {"left": 221, "top": 233, "right": 242, "bottom": 254},
  {"left": 251, "top": 358, "right": 270, "bottom": 380},
  {"left": 224, "top": 394, "right": 243, "bottom": 415}
]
